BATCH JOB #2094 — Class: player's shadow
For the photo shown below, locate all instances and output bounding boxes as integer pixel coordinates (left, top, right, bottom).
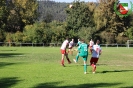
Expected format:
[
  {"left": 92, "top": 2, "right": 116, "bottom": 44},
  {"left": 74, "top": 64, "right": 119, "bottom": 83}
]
[
  {"left": 34, "top": 81, "right": 122, "bottom": 88},
  {"left": 121, "top": 86, "right": 133, "bottom": 88},
  {"left": 97, "top": 64, "right": 107, "bottom": 66},
  {"left": 101, "top": 70, "right": 133, "bottom": 74},
  {"left": 75, "top": 64, "right": 107, "bottom": 67},
  {"left": 0, "top": 53, "right": 25, "bottom": 58},
  {"left": 65, "top": 64, "right": 107, "bottom": 68},
  {"left": 0, "top": 77, "right": 22, "bottom": 88}
]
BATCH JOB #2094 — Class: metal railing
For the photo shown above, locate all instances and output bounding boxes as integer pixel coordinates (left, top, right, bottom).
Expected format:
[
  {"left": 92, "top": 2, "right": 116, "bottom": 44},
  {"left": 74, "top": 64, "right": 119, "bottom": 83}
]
[
  {"left": 0, "top": 42, "right": 62, "bottom": 47},
  {"left": 0, "top": 42, "right": 133, "bottom": 48}
]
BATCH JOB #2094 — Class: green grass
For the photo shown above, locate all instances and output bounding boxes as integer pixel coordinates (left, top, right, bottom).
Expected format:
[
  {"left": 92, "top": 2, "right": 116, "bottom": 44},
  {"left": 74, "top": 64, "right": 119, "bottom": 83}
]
[{"left": 0, "top": 47, "right": 133, "bottom": 88}]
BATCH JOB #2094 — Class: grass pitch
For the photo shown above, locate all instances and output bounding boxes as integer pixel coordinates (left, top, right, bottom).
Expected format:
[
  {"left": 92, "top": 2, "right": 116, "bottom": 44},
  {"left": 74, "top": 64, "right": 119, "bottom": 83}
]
[{"left": 0, "top": 47, "right": 133, "bottom": 88}]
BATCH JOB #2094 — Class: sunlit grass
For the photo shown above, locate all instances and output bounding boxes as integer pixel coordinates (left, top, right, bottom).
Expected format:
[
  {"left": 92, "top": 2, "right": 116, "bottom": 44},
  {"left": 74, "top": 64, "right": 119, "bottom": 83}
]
[{"left": 0, "top": 47, "right": 133, "bottom": 88}]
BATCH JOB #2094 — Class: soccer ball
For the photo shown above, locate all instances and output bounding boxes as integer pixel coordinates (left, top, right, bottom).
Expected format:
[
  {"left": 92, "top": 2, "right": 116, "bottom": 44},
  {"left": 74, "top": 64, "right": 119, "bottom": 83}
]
[{"left": 69, "top": 4, "right": 73, "bottom": 8}]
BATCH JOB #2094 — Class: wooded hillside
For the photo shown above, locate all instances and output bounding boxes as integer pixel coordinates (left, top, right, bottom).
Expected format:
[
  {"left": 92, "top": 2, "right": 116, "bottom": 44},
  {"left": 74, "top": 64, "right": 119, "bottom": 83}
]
[{"left": 37, "top": 0, "right": 69, "bottom": 22}]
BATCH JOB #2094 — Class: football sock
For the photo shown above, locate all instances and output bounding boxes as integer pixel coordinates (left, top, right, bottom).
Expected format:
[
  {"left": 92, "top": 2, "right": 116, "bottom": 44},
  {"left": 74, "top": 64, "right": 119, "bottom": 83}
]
[
  {"left": 67, "top": 58, "right": 71, "bottom": 63},
  {"left": 76, "top": 55, "right": 79, "bottom": 62},
  {"left": 61, "top": 59, "right": 64, "bottom": 65},
  {"left": 94, "top": 65, "right": 96, "bottom": 72},
  {"left": 84, "top": 64, "right": 87, "bottom": 72},
  {"left": 91, "top": 64, "right": 94, "bottom": 67}
]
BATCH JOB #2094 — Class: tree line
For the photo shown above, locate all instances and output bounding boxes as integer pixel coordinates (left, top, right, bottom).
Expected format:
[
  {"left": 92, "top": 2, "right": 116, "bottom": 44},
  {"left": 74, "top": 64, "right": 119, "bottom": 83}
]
[{"left": 0, "top": 0, "right": 133, "bottom": 45}]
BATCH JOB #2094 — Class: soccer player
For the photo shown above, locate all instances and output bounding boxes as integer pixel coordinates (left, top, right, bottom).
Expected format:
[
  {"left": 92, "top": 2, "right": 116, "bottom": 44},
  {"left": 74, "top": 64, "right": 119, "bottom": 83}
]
[
  {"left": 76, "top": 39, "right": 88, "bottom": 74},
  {"left": 73, "top": 38, "right": 82, "bottom": 63},
  {"left": 89, "top": 39, "right": 94, "bottom": 54},
  {"left": 67, "top": 39, "right": 74, "bottom": 55},
  {"left": 77, "top": 38, "right": 82, "bottom": 46},
  {"left": 60, "top": 38, "right": 71, "bottom": 67},
  {"left": 90, "top": 40, "right": 102, "bottom": 74}
]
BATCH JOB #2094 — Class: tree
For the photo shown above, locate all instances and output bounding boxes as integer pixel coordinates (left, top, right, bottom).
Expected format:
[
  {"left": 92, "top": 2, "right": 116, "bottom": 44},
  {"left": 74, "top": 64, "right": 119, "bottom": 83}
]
[
  {"left": 77, "top": 27, "right": 96, "bottom": 42},
  {"left": 65, "top": 1, "right": 94, "bottom": 31},
  {"left": 0, "top": 0, "right": 9, "bottom": 29},
  {"left": 48, "top": 21, "right": 68, "bottom": 43},
  {"left": 126, "top": 27, "right": 133, "bottom": 40},
  {"left": 65, "top": 1, "right": 96, "bottom": 41},
  {"left": 125, "top": 12, "right": 133, "bottom": 40},
  {"left": 5, "top": 0, "right": 38, "bottom": 32},
  {"left": 0, "top": 0, "right": 9, "bottom": 41},
  {"left": 37, "top": 1, "right": 67, "bottom": 22},
  {"left": 23, "top": 22, "right": 46, "bottom": 43},
  {"left": 93, "top": 0, "right": 131, "bottom": 44}
]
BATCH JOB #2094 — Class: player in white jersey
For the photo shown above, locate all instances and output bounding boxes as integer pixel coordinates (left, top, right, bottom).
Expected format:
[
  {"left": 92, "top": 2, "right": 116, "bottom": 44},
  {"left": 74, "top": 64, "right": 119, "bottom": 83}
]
[
  {"left": 89, "top": 39, "right": 94, "bottom": 54},
  {"left": 60, "top": 38, "right": 71, "bottom": 67},
  {"left": 67, "top": 39, "right": 74, "bottom": 55},
  {"left": 90, "top": 40, "right": 102, "bottom": 73}
]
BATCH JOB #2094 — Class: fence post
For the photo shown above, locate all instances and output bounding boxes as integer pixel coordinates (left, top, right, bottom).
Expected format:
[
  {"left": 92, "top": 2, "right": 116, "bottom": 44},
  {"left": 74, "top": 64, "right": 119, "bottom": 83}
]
[
  {"left": 106, "top": 44, "right": 107, "bottom": 48},
  {"left": 20, "top": 43, "right": 21, "bottom": 47}
]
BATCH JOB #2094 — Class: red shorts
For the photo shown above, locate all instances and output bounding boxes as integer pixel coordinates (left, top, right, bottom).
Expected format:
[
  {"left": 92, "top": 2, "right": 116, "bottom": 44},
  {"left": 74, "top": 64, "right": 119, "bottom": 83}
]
[
  {"left": 60, "top": 49, "right": 67, "bottom": 54},
  {"left": 90, "top": 57, "right": 99, "bottom": 64}
]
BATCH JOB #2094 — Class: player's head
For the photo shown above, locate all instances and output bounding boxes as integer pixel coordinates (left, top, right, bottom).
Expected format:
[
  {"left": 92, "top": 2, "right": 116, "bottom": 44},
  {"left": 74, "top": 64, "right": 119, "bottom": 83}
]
[
  {"left": 72, "top": 38, "right": 74, "bottom": 41},
  {"left": 81, "top": 39, "right": 85, "bottom": 43},
  {"left": 96, "top": 40, "right": 100, "bottom": 44},
  {"left": 78, "top": 38, "right": 80, "bottom": 41},
  {"left": 66, "top": 37, "right": 69, "bottom": 40}
]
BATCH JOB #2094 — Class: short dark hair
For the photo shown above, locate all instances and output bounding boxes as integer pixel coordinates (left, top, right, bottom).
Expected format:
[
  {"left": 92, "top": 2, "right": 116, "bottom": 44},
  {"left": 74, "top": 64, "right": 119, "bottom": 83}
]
[
  {"left": 81, "top": 39, "right": 85, "bottom": 43},
  {"left": 66, "top": 36, "right": 69, "bottom": 40},
  {"left": 96, "top": 40, "right": 100, "bottom": 44}
]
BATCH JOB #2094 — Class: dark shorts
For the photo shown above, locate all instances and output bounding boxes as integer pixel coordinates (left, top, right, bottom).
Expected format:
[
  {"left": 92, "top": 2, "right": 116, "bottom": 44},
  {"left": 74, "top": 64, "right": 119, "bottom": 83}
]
[{"left": 90, "top": 57, "right": 99, "bottom": 64}]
